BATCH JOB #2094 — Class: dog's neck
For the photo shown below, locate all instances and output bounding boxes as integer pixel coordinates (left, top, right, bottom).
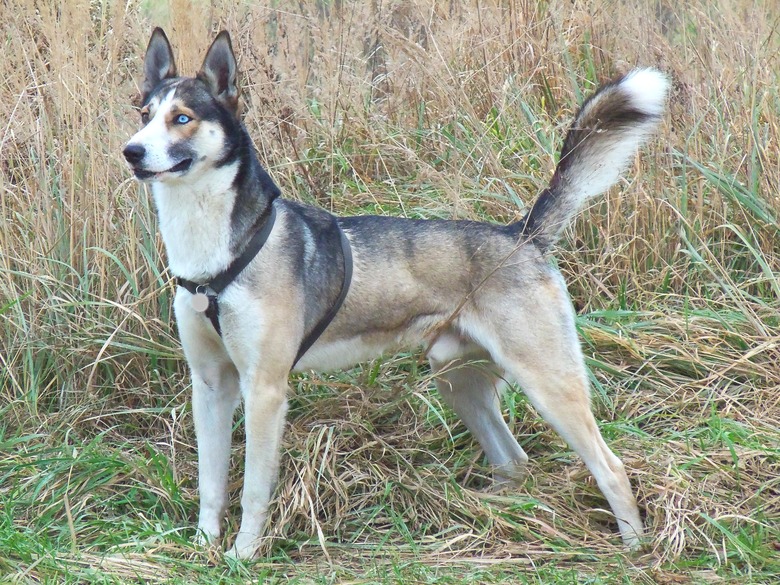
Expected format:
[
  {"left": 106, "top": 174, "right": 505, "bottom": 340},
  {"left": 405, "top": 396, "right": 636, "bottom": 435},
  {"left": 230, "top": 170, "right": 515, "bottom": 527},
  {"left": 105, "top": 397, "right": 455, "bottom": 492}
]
[
  {"left": 151, "top": 163, "right": 241, "bottom": 282},
  {"left": 149, "top": 120, "right": 280, "bottom": 283}
]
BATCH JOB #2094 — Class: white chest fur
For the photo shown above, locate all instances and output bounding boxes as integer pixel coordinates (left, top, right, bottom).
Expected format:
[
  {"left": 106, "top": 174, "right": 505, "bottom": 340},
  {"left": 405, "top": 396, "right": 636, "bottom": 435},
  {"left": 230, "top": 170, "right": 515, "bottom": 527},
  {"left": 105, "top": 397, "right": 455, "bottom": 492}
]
[{"left": 151, "top": 162, "right": 239, "bottom": 281}]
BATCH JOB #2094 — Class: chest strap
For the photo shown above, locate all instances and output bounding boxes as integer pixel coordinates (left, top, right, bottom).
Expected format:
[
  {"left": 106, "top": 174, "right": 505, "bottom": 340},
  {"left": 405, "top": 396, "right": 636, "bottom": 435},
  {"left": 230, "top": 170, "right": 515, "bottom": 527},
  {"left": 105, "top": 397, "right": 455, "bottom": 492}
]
[
  {"left": 176, "top": 206, "right": 353, "bottom": 369},
  {"left": 177, "top": 202, "right": 277, "bottom": 335}
]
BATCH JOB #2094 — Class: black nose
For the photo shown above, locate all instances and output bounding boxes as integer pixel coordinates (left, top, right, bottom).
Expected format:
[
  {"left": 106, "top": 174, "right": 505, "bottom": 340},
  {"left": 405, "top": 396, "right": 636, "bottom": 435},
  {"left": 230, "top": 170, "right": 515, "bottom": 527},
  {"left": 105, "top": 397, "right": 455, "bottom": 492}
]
[{"left": 123, "top": 143, "right": 146, "bottom": 165}]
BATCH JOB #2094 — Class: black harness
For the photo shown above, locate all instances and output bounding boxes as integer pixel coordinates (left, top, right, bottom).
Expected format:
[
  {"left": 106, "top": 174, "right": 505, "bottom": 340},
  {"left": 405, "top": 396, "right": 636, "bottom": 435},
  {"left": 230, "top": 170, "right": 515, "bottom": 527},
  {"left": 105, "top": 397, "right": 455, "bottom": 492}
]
[{"left": 176, "top": 202, "right": 353, "bottom": 368}]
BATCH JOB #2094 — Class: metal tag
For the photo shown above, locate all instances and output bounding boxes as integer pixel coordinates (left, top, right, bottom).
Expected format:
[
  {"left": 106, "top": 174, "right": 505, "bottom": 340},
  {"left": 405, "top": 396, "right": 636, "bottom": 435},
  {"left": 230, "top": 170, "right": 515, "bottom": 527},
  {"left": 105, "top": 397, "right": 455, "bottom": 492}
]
[{"left": 191, "top": 292, "right": 210, "bottom": 313}]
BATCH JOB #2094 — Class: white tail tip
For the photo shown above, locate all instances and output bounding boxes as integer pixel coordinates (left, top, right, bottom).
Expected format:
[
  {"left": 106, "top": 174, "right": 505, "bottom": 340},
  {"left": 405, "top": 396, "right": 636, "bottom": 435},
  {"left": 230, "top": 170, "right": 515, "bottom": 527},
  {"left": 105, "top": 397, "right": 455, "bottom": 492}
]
[{"left": 619, "top": 68, "right": 670, "bottom": 117}]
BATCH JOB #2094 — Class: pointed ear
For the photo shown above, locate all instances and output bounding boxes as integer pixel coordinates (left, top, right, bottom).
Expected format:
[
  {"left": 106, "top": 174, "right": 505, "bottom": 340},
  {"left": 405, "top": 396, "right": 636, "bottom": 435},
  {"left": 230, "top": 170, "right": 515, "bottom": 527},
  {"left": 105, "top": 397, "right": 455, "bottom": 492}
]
[
  {"left": 197, "top": 31, "right": 239, "bottom": 114},
  {"left": 143, "top": 28, "right": 177, "bottom": 100}
]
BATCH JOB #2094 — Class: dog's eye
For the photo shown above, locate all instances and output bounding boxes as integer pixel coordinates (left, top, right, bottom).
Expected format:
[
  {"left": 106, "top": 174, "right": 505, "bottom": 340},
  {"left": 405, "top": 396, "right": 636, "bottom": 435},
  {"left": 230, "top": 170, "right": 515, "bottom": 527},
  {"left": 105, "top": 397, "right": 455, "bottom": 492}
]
[
  {"left": 175, "top": 114, "right": 192, "bottom": 125},
  {"left": 140, "top": 111, "right": 149, "bottom": 124}
]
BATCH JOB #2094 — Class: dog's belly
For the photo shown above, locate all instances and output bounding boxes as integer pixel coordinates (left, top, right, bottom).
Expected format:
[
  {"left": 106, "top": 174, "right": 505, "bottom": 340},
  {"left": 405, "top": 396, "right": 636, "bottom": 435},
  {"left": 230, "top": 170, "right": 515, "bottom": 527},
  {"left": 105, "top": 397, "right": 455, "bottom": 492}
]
[
  {"left": 292, "top": 336, "right": 390, "bottom": 372},
  {"left": 292, "top": 317, "right": 440, "bottom": 373}
]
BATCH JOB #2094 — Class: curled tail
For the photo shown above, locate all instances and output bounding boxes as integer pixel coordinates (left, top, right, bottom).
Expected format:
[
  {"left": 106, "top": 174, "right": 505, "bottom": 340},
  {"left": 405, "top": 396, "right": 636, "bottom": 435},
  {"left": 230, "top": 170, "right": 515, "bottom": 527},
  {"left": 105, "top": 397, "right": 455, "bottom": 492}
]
[{"left": 518, "top": 68, "right": 669, "bottom": 252}]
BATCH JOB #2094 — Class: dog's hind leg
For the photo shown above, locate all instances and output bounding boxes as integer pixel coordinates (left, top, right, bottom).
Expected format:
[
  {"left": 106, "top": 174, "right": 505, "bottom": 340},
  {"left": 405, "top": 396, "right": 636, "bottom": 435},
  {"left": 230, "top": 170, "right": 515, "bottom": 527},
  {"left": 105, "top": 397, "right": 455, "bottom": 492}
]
[
  {"left": 428, "top": 335, "right": 529, "bottom": 483},
  {"left": 506, "top": 357, "right": 643, "bottom": 547},
  {"left": 480, "top": 276, "right": 644, "bottom": 547}
]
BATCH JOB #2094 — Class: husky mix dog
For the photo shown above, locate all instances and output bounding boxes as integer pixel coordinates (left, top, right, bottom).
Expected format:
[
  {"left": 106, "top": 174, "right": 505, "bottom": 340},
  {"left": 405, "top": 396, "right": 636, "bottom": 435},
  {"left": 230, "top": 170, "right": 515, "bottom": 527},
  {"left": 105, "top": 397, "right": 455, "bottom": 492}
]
[{"left": 123, "top": 28, "right": 668, "bottom": 559}]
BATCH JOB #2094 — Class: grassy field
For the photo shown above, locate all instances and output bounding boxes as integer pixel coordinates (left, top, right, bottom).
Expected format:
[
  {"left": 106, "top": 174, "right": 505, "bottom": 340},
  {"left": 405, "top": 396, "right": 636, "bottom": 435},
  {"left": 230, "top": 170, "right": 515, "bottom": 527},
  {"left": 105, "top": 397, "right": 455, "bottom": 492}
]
[{"left": 2, "top": 0, "right": 779, "bottom": 582}]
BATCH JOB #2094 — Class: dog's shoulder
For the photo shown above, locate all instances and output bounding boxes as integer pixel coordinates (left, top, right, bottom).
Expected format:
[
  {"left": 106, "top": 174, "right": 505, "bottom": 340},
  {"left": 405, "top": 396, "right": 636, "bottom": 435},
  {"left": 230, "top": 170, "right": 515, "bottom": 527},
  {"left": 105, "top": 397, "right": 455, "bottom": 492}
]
[{"left": 277, "top": 198, "right": 337, "bottom": 232}]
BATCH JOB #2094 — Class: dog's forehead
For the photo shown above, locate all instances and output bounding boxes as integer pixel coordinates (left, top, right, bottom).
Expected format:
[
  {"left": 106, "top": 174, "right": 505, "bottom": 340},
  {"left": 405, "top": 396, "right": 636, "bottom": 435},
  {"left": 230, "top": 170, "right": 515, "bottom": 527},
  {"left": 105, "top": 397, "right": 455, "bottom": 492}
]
[
  {"left": 145, "top": 78, "right": 221, "bottom": 118},
  {"left": 147, "top": 90, "right": 176, "bottom": 117},
  {"left": 172, "top": 79, "right": 213, "bottom": 102},
  {"left": 144, "top": 78, "right": 202, "bottom": 104},
  {"left": 143, "top": 78, "right": 181, "bottom": 109}
]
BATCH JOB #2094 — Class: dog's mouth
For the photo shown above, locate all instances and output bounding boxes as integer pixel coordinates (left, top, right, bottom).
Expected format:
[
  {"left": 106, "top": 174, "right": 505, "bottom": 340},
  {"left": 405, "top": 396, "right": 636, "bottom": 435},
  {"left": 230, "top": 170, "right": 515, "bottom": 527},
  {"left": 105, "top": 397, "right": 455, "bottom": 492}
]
[{"left": 133, "top": 158, "right": 193, "bottom": 180}]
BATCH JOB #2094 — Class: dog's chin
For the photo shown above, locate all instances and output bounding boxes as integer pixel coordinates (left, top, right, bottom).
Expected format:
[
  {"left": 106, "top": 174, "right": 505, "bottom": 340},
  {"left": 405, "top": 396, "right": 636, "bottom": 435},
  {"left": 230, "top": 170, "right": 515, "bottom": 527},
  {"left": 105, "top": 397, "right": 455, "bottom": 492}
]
[{"left": 132, "top": 159, "right": 193, "bottom": 182}]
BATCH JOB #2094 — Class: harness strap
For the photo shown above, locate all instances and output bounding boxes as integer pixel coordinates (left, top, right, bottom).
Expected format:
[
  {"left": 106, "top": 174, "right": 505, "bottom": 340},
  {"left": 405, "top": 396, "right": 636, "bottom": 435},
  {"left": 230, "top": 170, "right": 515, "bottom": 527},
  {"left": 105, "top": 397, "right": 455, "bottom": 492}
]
[
  {"left": 208, "top": 203, "right": 277, "bottom": 293},
  {"left": 293, "top": 223, "right": 353, "bottom": 366},
  {"left": 175, "top": 205, "right": 353, "bottom": 371}
]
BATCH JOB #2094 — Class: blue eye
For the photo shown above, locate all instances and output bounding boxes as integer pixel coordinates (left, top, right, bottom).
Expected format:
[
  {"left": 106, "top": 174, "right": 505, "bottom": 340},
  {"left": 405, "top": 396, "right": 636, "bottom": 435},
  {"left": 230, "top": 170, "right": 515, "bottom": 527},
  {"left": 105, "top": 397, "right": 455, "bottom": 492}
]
[{"left": 175, "top": 114, "right": 191, "bottom": 124}]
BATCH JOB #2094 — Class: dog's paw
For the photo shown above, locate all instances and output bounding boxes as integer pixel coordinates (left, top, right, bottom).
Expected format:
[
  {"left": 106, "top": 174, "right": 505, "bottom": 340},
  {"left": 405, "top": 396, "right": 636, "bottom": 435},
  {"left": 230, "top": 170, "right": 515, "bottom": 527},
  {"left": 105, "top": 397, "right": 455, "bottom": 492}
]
[
  {"left": 492, "top": 463, "right": 529, "bottom": 490},
  {"left": 621, "top": 529, "right": 648, "bottom": 553},
  {"left": 225, "top": 532, "right": 261, "bottom": 561},
  {"left": 193, "top": 526, "right": 221, "bottom": 549}
]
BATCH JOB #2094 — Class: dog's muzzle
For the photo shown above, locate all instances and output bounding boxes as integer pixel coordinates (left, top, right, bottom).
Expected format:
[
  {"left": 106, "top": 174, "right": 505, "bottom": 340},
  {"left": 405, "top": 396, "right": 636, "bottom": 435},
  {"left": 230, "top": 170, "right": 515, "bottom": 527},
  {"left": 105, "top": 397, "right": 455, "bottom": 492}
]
[{"left": 122, "top": 144, "right": 193, "bottom": 180}]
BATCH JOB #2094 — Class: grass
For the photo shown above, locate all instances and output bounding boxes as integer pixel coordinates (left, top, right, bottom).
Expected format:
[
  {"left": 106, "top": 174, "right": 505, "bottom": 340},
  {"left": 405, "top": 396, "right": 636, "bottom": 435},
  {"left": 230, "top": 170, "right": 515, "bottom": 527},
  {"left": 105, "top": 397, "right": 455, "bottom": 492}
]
[{"left": 2, "top": 0, "right": 780, "bottom": 582}]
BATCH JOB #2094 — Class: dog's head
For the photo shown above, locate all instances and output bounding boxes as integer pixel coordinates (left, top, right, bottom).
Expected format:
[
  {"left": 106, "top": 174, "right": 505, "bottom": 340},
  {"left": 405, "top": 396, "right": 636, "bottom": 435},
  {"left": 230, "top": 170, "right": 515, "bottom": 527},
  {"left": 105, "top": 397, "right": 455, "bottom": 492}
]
[{"left": 123, "top": 28, "right": 240, "bottom": 183}]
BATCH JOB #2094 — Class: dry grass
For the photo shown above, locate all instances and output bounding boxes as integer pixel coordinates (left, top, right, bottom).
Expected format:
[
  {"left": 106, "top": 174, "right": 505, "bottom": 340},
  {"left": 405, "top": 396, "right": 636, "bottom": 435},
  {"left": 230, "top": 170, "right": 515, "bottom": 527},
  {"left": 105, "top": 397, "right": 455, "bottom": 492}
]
[{"left": 2, "top": 0, "right": 779, "bottom": 582}]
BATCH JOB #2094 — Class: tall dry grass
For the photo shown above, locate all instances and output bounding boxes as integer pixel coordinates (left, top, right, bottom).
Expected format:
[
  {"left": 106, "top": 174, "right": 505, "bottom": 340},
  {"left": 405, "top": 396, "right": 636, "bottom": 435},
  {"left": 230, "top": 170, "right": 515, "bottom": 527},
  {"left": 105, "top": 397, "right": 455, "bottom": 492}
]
[{"left": 1, "top": 0, "right": 779, "bottom": 580}]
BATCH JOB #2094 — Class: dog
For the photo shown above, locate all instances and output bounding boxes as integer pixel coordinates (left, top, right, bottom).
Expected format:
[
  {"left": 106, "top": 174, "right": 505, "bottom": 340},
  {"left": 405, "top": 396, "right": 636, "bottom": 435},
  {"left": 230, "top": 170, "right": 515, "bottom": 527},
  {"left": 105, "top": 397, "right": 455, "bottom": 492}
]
[{"left": 123, "top": 28, "right": 668, "bottom": 559}]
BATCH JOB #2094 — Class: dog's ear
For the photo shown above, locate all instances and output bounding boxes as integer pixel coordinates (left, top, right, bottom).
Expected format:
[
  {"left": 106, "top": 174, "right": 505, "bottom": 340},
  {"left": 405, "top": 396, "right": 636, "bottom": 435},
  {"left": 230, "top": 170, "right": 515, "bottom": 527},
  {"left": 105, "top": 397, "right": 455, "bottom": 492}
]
[
  {"left": 197, "top": 31, "right": 239, "bottom": 115},
  {"left": 143, "top": 28, "right": 177, "bottom": 100}
]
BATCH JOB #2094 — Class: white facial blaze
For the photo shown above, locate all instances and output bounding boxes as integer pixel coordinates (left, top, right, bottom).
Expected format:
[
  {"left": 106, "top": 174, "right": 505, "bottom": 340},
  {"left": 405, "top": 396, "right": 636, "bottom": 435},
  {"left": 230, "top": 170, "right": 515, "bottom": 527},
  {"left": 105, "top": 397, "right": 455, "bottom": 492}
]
[{"left": 126, "top": 89, "right": 179, "bottom": 173}]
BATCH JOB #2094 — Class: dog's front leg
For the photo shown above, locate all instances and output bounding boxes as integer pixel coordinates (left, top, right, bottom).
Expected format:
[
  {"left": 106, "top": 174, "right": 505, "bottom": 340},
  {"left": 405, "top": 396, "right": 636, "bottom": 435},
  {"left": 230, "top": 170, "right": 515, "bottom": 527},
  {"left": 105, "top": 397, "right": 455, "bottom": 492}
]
[
  {"left": 226, "top": 372, "right": 289, "bottom": 560},
  {"left": 192, "top": 368, "right": 240, "bottom": 546}
]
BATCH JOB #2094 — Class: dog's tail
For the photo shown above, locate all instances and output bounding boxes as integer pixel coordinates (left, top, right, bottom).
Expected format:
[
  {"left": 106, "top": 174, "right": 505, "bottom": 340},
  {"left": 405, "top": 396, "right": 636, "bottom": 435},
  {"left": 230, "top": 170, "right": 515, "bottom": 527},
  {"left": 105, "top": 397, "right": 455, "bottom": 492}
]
[{"left": 516, "top": 68, "right": 669, "bottom": 252}]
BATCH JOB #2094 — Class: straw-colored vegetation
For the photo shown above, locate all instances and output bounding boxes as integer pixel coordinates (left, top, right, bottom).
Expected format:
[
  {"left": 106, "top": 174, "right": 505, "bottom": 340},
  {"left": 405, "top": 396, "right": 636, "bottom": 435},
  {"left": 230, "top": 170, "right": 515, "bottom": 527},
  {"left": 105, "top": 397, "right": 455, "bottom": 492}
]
[{"left": 2, "top": 0, "right": 779, "bottom": 582}]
